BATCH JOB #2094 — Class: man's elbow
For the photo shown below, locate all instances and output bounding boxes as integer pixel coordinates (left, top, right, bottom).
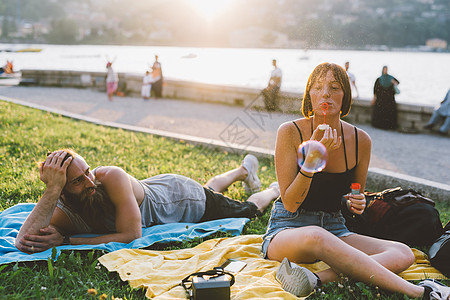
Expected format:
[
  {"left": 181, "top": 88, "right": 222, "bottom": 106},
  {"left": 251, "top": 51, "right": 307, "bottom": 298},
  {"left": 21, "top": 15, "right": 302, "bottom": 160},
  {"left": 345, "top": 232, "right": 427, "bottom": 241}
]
[
  {"left": 132, "top": 231, "right": 142, "bottom": 241},
  {"left": 15, "top": 238, "right": 30, "bottom": 254},
  {"left": 14, "top": 239, "right": 21, "bottom": 250},
  {"left": 124, "top": 229, "right": 142, "bottom": 243}
]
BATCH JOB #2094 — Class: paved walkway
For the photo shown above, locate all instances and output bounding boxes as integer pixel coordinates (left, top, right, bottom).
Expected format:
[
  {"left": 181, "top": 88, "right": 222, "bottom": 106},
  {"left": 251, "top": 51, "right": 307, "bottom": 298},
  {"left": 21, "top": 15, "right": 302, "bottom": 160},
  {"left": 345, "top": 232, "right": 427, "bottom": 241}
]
[{"left": 1, "top": 85, "right": 449, "bottom": 185}]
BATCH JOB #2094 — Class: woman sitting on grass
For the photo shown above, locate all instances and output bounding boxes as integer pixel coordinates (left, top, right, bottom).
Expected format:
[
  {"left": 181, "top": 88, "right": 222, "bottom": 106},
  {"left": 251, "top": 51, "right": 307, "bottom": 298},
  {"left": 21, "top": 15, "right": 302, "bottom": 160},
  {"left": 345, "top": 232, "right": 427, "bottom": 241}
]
[{"left": 262, "top": 63, "right": 449, "bottom": 299}]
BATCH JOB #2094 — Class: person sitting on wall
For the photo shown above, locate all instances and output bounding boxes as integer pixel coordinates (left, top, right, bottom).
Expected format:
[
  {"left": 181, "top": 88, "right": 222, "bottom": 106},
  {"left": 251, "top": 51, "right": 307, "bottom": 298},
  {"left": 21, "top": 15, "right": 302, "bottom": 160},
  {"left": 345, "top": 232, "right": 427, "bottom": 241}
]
[
  {"left": 424, "top": 89, "right": 450, "bottom": 135},
  {"left": 262, "top": 59, "right": 282, "bottom": 111}
]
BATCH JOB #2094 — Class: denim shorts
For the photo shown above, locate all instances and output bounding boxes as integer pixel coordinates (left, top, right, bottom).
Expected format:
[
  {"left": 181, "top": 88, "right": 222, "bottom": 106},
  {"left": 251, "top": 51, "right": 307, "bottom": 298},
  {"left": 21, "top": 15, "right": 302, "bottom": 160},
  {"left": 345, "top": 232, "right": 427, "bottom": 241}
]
[{"left": 261, "top": 199, "right": 353, "bottom": 258}]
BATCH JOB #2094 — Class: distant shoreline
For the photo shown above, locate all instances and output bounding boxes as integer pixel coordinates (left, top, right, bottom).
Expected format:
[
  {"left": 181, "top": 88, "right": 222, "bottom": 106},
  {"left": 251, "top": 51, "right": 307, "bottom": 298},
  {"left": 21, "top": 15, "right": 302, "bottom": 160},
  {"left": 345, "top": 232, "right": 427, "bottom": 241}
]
[{"left": 0, "top": 42, "right": 448, "bottom": 54}]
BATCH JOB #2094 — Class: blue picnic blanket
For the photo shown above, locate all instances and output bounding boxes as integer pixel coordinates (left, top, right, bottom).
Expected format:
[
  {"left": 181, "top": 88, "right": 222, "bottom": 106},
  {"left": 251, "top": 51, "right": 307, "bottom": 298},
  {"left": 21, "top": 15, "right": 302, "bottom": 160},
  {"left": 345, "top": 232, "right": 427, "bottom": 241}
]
[{"left": 0, "top": 203, "right": 250, "bottom": 265}]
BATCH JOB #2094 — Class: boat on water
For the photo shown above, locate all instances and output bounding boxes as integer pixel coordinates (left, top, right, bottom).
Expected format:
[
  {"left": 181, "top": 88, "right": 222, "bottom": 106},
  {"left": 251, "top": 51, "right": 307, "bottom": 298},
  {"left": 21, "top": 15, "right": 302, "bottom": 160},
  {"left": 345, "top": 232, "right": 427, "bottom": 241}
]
[
  {"left": 0, "top": 48, "right": 42, "bottom": 53},
  {"left": 181, "top": 53, "right": 197, "bottom": 59},
  {"left": 0, "top": 72, "right": 21, "bottom": 79},
  {"left": 16, "top": 48, "right": 42, "bottom": 53}
]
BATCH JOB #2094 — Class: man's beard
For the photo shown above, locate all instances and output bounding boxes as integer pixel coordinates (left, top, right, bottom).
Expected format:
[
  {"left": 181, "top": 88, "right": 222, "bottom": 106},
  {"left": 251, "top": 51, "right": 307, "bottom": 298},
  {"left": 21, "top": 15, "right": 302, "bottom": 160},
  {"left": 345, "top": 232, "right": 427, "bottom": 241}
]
[{"left": 62, "top": 184, "right": 114, "bottom": 232}]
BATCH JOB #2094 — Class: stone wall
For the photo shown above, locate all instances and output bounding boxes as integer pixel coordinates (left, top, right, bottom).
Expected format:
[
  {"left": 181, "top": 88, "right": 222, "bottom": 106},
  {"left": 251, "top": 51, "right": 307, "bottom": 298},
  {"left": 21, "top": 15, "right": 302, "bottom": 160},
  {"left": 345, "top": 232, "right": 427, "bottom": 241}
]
[{"left": 20, "top": 69, "right": 435, "bottom": 133}]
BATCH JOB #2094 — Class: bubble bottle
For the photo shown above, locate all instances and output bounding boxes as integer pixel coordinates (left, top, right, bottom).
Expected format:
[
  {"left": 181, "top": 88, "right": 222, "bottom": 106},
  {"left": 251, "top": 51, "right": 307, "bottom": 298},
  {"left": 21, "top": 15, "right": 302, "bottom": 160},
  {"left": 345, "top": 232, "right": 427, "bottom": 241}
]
[
  {"left": 348, "top": 183, "right": 361, "bottom": 215},
  {"left": 351, "top": 183, "right": 361, "bottom": 195}
]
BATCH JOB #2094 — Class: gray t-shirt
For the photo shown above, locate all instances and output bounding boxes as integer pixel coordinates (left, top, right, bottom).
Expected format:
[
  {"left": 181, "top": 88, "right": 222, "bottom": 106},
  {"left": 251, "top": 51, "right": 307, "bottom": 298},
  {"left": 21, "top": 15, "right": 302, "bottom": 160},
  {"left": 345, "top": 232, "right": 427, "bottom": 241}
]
[
  {"left": 56, "top": 173, "right": 207, "bottom": 233},
  {"left": 139, "top": 174, "right": 206, "bottom": 226}
]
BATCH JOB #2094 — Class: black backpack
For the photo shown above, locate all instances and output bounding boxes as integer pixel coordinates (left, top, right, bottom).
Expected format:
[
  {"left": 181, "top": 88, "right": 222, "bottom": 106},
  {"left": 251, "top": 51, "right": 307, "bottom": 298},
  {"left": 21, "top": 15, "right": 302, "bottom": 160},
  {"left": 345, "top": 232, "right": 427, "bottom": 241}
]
[
  {"left": 342, "top": 187, "right": 444, "bottom": 247},
  {"left": 429, "top": 222, "right": 450, "bottom": 277}
]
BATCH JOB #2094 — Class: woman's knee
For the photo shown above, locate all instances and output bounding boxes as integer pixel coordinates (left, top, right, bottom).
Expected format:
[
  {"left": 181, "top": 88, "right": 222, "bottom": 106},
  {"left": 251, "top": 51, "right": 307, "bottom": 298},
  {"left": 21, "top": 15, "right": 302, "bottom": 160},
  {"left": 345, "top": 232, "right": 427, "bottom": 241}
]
[
  {"left": 300, "top": 226, "right": 332, "bottom": 245},
  {"left": 389, "top": 242, "right": 415, "bottom": 270},
  {"left": 281, "top": 226, "right": 332, "bottom": 250},
  {"left": 268, "top": 226, "right": 331, "bottom": 259}
]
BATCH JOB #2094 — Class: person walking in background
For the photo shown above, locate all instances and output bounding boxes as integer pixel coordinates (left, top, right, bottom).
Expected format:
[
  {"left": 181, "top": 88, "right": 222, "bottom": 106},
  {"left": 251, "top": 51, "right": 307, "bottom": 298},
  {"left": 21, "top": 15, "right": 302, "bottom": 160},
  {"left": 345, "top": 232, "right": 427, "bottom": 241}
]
[
  {"left": 371, "top": 66, "right": 400, "bottom": 130},
  {"left": 141, "top": 70, "right": 153, "bottom": 100},
  {"left": 344, "top": 61, "right": 359, "bottom": 99},
  {"left": 105, "top": 61, "right": 118, "bottom": 101},
  {"left": 424, "top": 89, "right": 450, "bottom": 135},
  {"left": 151, "top": 55, "right": 163, "bottom": 98},
  {"left": 262, "top": 59, "right": 282, "bottom": 111}
]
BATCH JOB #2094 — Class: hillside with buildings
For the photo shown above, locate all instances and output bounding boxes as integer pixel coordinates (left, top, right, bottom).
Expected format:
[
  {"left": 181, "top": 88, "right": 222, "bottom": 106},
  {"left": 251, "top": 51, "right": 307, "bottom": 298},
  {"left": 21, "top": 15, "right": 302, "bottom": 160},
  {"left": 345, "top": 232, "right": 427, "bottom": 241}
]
[{"left": 0, "top": 0, "right": 448, "bottom": 50}]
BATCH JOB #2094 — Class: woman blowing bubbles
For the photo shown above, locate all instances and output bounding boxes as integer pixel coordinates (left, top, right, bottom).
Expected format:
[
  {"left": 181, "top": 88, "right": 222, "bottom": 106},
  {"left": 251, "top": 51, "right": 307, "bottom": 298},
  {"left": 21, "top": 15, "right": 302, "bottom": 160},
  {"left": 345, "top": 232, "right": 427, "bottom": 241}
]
[{"left": 262, "top": 63, "right": 449, "bottom": 299}]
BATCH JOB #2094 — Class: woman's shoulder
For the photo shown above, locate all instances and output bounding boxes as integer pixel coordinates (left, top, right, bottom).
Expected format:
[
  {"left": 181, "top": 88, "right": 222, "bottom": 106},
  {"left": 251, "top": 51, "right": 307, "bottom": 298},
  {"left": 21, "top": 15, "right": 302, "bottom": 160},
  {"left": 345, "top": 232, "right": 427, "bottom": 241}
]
[
  {"left": 342, "top": 121, "right": 371, "bottom": 143},
  {"left": 278, "top": 118, "right": 308, "bottom": 134}
]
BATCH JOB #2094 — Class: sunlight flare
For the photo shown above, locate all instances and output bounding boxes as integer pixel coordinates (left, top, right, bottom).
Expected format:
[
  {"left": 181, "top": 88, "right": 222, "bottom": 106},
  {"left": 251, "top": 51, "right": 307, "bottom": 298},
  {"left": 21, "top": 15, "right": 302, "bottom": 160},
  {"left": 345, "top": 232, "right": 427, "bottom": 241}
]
[{"left": 187, "top": 0, "right": 230, "bottom": 20}]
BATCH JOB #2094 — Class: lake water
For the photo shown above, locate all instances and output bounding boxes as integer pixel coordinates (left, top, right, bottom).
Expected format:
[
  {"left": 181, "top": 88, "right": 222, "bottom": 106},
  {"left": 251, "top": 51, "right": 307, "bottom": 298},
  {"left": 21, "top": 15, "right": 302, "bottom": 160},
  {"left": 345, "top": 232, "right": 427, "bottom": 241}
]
[{"left": 1, "top": 43, "right": 449, "bottom": 106}]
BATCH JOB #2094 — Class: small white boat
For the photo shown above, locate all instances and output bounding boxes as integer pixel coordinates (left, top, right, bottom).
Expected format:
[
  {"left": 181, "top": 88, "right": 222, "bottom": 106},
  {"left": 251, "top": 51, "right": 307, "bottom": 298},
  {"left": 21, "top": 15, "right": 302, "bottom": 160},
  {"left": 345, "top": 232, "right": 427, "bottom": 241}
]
[
  {"left": 0, "top": 71, "right": 21, "bottom": 79},
  {"left": 181, "top": 53, "right": 197, "bottom": 59}
]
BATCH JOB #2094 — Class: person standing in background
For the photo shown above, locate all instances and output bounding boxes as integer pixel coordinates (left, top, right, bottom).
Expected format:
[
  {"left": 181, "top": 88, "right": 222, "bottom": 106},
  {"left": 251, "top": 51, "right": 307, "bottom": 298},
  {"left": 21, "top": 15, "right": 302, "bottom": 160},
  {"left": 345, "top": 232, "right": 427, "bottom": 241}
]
[
  {"left": 371, "top": 66, "right": 400, "bottom": 130},
  {"left": 105, "top": 61, "right": 118, "bottom": 102},
  {"left": 262, "top": 59, "right": 282, "bottom": 111},
  {"left": 345, "top": 61, "right": 359, "bottom": 100},
  {"left": 151, "top": 55, "right": 163, "bottom": 98},
  {"left": 141, "top": 70, "right": 153, "bottom": 100}
]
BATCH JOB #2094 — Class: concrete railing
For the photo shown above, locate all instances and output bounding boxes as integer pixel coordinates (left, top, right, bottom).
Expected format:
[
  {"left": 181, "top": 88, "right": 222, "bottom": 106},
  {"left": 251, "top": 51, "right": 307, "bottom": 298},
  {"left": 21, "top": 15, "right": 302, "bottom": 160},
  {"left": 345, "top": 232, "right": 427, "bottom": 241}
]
[{"left": 19, "top": 69, "right": 435, "bottom": 134}]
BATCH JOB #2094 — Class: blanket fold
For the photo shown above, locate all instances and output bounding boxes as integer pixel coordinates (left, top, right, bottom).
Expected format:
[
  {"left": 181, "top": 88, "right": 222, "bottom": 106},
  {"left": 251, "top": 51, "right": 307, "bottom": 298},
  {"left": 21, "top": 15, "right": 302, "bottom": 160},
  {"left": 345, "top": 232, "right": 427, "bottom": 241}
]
[{"left": 99, "top": 235, "right": 447, "bottom": 299}]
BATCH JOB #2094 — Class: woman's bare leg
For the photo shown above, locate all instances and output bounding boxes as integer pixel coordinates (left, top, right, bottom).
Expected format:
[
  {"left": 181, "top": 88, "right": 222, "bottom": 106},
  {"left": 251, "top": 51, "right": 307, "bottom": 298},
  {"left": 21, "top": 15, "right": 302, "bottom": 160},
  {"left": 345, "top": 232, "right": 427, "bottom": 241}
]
[{"left": 267, "top": 227, "right": 424, "bottom": 298}]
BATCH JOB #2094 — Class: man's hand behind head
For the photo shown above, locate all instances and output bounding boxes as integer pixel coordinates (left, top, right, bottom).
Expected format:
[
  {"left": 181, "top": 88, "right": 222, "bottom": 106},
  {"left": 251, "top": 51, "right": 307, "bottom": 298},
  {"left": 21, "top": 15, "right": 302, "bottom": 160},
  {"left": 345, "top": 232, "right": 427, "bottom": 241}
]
[{"left": 39, "top": 150, "right": 73, "bottom": 190}]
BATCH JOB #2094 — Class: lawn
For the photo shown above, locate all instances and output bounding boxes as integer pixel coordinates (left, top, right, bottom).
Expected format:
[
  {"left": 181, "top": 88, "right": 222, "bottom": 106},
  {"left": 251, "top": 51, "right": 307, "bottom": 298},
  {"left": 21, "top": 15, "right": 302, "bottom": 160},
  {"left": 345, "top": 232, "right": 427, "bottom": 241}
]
[{"left": 0, "top": 100, "right": 448, "bottom": 299}]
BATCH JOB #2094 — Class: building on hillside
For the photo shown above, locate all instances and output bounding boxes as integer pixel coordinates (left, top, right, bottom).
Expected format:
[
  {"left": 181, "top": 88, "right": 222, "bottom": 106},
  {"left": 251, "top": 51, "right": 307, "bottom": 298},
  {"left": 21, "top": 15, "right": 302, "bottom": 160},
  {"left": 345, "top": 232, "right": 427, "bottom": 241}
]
[{"left": 426, "top": 38, "right": 448, "bottom": 50}]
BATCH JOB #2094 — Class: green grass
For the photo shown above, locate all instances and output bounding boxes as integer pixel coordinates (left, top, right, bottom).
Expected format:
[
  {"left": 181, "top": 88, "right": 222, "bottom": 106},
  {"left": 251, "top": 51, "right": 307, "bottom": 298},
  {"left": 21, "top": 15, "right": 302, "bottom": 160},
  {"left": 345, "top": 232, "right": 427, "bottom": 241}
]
[{"left": 0, "top": 100, "right": 448, "bottom": 299}]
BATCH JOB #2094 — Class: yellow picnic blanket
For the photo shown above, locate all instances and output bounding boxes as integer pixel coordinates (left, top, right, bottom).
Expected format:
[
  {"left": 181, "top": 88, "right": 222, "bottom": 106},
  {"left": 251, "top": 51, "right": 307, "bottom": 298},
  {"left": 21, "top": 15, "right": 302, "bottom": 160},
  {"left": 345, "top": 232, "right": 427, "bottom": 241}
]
[{"left": 99, "top": 235, "right": 447, "bottom": 299}]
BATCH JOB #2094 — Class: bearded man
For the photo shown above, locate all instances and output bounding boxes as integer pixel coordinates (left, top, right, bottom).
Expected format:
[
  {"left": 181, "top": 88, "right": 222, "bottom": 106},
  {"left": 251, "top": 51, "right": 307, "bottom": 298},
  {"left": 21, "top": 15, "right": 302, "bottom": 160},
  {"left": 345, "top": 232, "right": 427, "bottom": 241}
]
[{"left": 15, "top": 150, "right": 279, "bottom": 253}]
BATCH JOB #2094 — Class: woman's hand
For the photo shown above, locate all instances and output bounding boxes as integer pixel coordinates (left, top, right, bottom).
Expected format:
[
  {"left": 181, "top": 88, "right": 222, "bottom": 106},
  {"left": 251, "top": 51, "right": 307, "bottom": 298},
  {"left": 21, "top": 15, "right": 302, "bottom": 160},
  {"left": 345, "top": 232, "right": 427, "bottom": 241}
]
[
  {"left": 311, "top": 126, "right": 342, "bottom": 153},
  {"left": 344, "top": 193, "right": 366, "bottom": 215}
]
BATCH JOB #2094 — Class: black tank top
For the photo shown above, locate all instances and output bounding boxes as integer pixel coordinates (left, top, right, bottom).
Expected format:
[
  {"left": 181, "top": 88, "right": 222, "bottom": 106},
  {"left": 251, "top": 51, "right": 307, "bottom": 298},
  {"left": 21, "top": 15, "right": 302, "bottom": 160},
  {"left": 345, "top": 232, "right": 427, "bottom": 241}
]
[{"left": 292, "top": 120, "right": 358, "bottom": 212}]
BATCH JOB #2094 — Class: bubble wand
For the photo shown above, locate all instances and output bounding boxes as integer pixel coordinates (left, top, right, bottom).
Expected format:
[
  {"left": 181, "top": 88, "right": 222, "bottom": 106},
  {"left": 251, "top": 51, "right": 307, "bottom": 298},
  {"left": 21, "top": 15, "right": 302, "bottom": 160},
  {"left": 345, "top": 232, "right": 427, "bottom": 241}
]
[{"left": 318, "top": 103, "right": 329, "bottom": 130}]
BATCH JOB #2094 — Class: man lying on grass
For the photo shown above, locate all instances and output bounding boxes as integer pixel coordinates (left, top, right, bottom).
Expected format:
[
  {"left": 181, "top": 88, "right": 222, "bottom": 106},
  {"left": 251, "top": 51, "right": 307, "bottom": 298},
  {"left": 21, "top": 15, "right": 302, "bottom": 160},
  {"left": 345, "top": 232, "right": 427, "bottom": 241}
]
[{"left": 15, "top": 149, "right": 280, "bottom": 254}]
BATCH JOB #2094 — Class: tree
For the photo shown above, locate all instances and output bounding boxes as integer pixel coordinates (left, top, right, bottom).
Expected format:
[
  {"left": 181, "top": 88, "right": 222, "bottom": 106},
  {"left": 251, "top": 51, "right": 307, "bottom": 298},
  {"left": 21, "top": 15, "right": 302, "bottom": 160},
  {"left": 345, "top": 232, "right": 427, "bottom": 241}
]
[
  {"left": 46, "top": 19, "right": 79, "bottom": 44},
  {"left": 1, "top": 16, "right": 9, "bottom": 38}
]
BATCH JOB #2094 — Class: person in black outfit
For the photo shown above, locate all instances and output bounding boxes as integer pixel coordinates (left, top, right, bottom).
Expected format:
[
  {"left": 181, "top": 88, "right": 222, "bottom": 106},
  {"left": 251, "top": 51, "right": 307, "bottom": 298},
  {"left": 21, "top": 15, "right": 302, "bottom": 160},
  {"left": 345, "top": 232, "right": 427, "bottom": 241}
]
[
  {"left": 371, "top": 66, "right": 400, "bottom": 130},
  {"left": 151, "top": 55, "right": 163, "bottom": 98}
]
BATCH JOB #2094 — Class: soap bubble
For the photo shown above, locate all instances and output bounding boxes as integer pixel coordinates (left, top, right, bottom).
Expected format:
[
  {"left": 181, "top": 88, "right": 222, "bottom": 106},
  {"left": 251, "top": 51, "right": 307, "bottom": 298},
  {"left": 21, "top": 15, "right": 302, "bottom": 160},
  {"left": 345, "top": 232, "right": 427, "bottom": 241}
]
[{"left": 297, "top": 140, "right": 328, "bottom": 173}]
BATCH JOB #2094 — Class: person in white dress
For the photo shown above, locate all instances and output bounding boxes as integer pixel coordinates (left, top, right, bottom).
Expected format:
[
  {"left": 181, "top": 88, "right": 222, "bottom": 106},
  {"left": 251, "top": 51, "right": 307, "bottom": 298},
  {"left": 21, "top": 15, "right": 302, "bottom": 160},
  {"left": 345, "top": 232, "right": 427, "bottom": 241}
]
[
  {"left": 141, "top": 71, "right": 153, "bottom": 100},
  {"left": 345, "top": 61, "right": 359, "bottom": 100}
]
